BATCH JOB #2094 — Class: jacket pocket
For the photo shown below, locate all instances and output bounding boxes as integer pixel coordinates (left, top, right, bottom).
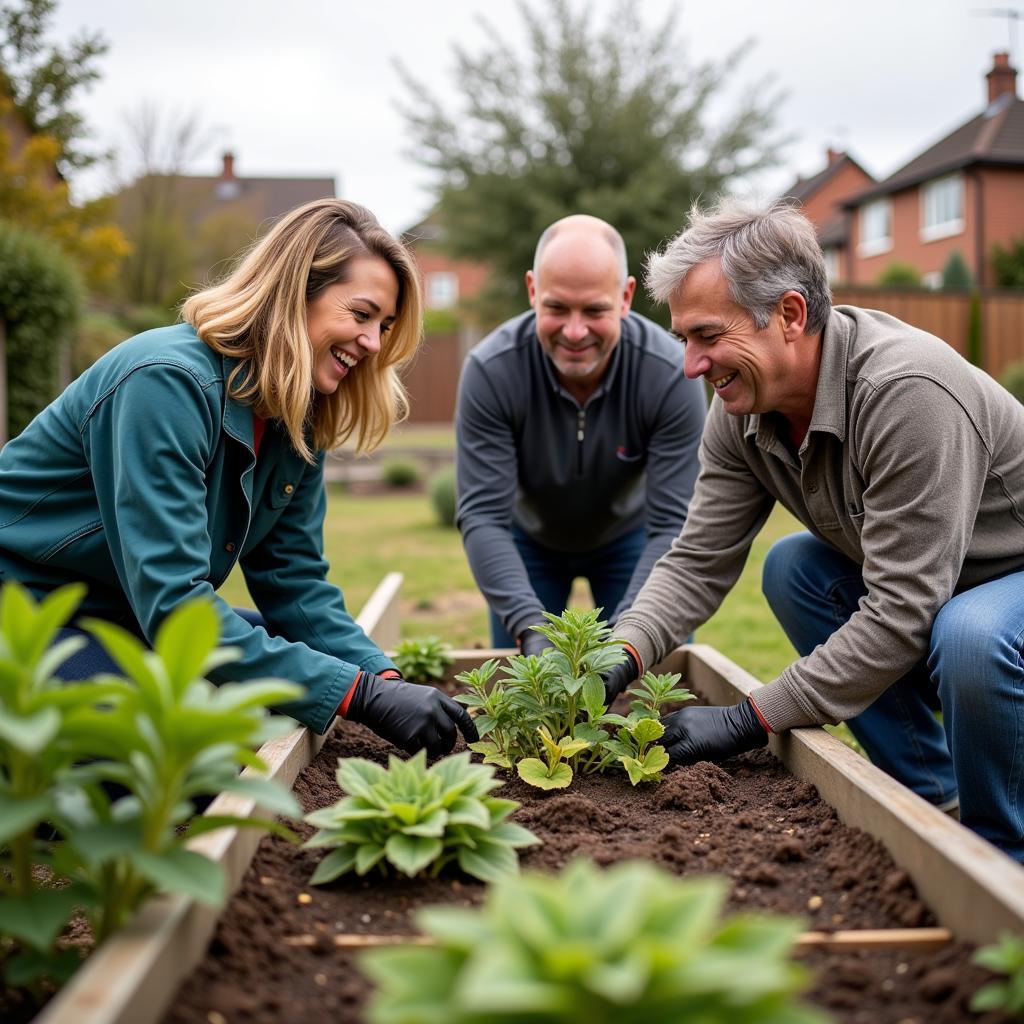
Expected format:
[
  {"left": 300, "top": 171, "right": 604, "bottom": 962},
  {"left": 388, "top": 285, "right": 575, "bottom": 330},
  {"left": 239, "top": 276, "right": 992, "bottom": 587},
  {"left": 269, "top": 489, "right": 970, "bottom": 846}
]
[{"left": 41, "top": 520, "right": 104, "bottom": 561}]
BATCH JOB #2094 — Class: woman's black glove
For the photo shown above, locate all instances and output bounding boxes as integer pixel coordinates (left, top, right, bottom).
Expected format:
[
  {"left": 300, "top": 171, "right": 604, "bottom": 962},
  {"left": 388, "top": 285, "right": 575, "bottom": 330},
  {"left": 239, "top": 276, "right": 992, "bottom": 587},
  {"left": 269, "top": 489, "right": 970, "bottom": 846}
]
[
  {"left": 662, "top": 698, "right": 768, "bottom": 766},
  {"left": 345, "top": 672, "right": 479, "bottom": 758},
  {"left": 601, "top": 647, "right": 640, "bottom": 705}
]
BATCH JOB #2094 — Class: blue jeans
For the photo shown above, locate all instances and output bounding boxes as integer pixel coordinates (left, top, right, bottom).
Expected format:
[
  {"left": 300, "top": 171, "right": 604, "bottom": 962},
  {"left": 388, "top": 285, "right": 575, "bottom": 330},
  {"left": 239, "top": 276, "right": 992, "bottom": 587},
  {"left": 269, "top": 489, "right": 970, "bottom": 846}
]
[
  {"left": 491, "top": 525, "right": 646, "bottom": 647},
  {"left": 763, "top": 532, "right": 1024, "bottom": 862}
]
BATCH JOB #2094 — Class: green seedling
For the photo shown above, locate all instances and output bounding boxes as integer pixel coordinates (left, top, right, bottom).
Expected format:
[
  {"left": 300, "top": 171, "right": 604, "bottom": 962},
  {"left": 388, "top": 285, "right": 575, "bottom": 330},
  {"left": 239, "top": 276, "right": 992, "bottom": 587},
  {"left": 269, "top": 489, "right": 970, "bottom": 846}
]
[
  {"left": 971, "top": 932, "right": 1024, "bottom": 1016},
  {"left": 305, "top": 750, "right": 540, "bottom": 884},
  {"left": 516, "top": 726, "right": 591, "bottom": 790},
  {"left": 361, "top": 858, "right": 830, "bottom": 1024},
  {"left": 391, "top": 635, "right": 454, "bottom": 686},
  {"left": 627, "top": 670, "right": 697, "bottom": 717},
  {"left": 600, "top": 715, "right": 671, "bottom": 785}
]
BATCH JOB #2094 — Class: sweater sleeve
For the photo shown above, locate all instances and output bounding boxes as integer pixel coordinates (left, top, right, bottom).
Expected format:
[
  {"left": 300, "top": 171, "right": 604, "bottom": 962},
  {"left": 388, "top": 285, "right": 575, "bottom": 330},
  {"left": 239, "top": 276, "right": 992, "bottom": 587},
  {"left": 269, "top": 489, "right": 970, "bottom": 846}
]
[{"left": 455, "top": 354, "right": 545, "bottom": 641}]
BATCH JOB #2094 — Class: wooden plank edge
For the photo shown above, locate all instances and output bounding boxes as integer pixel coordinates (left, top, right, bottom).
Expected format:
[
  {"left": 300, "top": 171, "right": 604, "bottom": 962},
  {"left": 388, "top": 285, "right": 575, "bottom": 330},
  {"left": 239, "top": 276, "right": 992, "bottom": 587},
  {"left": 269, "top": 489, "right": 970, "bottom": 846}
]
[
  {"left": 325, "top": 926, "right": 954, "bottom": 952},
  {"left": 678, "top": 643, "right": 1024, "bottom": 945},
  {"left": 36, "top": 572, "right": 405, "bottom": 1024}
]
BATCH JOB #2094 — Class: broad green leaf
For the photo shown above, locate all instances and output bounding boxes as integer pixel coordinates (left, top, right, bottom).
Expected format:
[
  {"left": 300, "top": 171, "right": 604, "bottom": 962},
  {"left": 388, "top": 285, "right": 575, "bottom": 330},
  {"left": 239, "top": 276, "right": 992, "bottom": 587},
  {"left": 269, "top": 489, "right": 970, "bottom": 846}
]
[
  {"left": 133, "top": 847, "right": 226, "bottom": 906},
  {"left": 446, "top": 797, "right": 490, "bottom": 830},
  {"left": 631, "top": 717, "right": 665, "bottom": 746},
  {"left": 559, "top": 737, "right": 591, "bottom": 758},
  {"left": 67, "top": 820, "right": 144, "bottom": 867},
  {"left": 456, "top": 840, "right": 519, "bottom": 883},
  {"left": 0, "top": 885, "right": 85, "bottom": 949},
  {"left": 517, "top": 758, "right": 572, "bottom": 790},
  {"left": 487, "top": 821, "right": 542, "bottom": 848},
  {"left": 336, "top": 757, "right": 387, "bottom": 800},
  {"left": 34, "top": 635, "right": 87, "bottom": 683},
  {"left": 0, "top": 704, "right": 60, "bottom": 754},
  {"left": 385, "top": 833, "right": 443, "bottom": 876},
  {"left": 0, "top": 792, "right": 52, "bottom": 844},
  {"left": 309, "top": 845, "right": 358, "bottom": 884},
  {"left": 154, "top": 599, "right": 220, "bottom": 695},
  {"left": 355, "top": 842, "right": 387, "bottom": 875},
  {"left": 84, "top": 618, "right": 164, "bottom": 705},
  {"left": 642, "top": 746, "right": 669, "bottom": 774},
  {"left": 387, "top": 801, "right": 421, "bottom": 826},
  {"left": 403, "top": 807, "right": 449, "bottom": 837},
  {"left": 4, "top": 946, "right": 82, "bottom": 987}
]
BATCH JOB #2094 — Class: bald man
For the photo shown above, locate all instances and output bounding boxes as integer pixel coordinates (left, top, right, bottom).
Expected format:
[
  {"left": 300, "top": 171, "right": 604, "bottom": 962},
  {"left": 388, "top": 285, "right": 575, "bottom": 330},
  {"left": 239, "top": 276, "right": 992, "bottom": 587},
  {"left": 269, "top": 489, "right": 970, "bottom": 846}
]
[{"left": 455, "top": 215, "right": 707, "bottom": 652}]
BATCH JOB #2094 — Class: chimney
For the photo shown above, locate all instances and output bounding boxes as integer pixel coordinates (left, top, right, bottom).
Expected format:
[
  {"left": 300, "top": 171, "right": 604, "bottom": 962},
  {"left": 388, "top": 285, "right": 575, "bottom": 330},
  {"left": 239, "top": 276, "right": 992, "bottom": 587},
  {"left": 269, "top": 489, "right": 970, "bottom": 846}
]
[
  {"left": 826, "top": 147, "right": 842, "bottom": 166},
  {"left": 221, "top": 151, "right": 236, "bottom": 180},
  {"left": 987, "top": 52, "right": 1018, "bottom": 105}
]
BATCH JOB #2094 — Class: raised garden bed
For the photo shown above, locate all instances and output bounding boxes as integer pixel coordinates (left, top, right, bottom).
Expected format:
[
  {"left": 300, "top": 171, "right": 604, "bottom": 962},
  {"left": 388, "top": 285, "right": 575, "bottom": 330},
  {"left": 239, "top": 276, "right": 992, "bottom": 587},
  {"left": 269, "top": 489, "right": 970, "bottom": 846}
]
[{"left": 31, "top": 575, "right": 1024, "bottom": 1023}]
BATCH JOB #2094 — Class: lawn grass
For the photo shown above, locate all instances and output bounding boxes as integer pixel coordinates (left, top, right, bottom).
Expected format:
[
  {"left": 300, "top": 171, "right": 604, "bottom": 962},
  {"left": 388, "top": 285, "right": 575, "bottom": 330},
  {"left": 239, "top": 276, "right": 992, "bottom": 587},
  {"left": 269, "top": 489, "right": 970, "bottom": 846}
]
[{"left": 219, "top": 487, "right": 802, "bottom": 678}]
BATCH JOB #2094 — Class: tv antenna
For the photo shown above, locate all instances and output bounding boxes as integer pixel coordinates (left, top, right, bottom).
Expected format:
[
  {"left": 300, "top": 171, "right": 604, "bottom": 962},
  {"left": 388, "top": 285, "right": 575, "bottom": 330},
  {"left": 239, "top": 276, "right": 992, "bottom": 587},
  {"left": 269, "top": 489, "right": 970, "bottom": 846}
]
[{"left": 973, "top": 8, "right": 1022, "bottom": 60}]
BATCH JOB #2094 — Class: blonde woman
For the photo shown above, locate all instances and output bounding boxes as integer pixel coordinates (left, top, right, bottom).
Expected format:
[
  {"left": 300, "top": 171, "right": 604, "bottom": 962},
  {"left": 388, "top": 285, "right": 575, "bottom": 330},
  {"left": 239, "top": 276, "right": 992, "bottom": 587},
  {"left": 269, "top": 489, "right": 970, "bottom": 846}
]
[{"left": 0, "top": 199, "right": 477, "bottom": 757}]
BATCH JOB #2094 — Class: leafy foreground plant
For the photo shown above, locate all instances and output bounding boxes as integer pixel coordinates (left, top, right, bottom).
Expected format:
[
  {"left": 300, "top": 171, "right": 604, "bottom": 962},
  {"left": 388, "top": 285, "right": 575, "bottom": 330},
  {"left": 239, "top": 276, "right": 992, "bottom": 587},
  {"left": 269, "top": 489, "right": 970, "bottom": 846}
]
[
  {"left": 971, "top": 932, "right": 1024, "bottom": 1016},
  {"left": 361, "top": 858, "right": 830, "bottom": 1024},
  {"left": 457, "top": 608, "right": 695, "bottom": 789},
  {"left": 391, "top": 635, "right": 454, "bottom": 686},
  {"left": 0, "top": 587, "right": 303, "bottom": 989},
  {"left": 304, "top": 750, "right": 540, "bottom": 884}
]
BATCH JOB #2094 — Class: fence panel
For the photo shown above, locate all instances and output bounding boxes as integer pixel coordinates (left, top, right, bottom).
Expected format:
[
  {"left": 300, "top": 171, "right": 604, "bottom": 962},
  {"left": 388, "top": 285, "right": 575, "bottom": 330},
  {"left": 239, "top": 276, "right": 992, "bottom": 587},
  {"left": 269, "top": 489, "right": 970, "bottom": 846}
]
[{"left": 833, "top": 286, "right": 1024, "bottom": 379}]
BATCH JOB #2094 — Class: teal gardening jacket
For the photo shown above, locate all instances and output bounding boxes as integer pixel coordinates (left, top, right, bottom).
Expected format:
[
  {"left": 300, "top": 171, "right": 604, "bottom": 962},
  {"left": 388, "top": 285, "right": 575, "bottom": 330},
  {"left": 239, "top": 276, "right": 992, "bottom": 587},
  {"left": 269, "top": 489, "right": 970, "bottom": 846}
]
[{"left": 0, "top": 324, "right": 395, "bottom": 732}]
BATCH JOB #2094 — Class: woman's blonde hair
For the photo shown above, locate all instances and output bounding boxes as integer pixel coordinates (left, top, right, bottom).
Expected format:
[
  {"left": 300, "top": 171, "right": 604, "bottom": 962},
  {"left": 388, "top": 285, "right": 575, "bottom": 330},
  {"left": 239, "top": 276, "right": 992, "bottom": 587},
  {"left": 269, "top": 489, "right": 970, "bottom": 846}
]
[{"left": 181, "top": 198, "right": 422, "bottom": 462}]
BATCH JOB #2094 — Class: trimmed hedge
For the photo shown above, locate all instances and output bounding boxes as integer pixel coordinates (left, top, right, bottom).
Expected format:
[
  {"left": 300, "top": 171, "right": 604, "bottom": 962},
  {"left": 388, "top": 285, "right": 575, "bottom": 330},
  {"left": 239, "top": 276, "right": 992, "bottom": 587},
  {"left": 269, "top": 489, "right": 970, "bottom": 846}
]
[{"left": 0, "top": 222, "right": 82, "bottom": 436}]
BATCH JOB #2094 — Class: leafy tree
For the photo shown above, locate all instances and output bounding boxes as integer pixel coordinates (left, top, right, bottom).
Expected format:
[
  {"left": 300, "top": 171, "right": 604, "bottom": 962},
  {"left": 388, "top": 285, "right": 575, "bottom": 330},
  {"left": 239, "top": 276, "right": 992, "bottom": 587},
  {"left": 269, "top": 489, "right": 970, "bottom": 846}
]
[
  {"left": 0, "top": 96, "right": 128, "bottom": 291},
  {"left": 992, "top": 236, "right": 1024, "bottom": 289},
  {"left": 941, "top": 249, "right": 972, "bottom": 290},
  {"left": 0, "top": 0, "right": 108, "bottom": 174},
  {"left": 397, "top": 0, "right": 784, "bottom": 324}
]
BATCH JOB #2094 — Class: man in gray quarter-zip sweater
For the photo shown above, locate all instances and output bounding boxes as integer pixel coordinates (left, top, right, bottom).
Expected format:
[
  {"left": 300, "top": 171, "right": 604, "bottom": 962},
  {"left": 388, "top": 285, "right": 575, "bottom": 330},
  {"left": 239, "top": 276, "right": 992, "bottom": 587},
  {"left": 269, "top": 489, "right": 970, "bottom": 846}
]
[
  {"left": 455, "top": 215, "right": 707, "bottom": 654},
  {"left": 605, "top": 197, "right": 1024, "bottom": 863}
]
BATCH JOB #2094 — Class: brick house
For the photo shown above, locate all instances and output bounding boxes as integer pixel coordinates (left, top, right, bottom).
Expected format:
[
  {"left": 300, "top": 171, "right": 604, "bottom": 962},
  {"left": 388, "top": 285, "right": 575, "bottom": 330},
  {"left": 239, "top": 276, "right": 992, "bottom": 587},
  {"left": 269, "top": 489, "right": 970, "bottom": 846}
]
[
  {"left": 782, "top": 149, "right": 876, "bottom": 283},
  {"left": 842, "top": 53, "right": 1024, "bottom": 287},
  {"left": 402, "top": 214, "right": 489, "bottom": 317}
]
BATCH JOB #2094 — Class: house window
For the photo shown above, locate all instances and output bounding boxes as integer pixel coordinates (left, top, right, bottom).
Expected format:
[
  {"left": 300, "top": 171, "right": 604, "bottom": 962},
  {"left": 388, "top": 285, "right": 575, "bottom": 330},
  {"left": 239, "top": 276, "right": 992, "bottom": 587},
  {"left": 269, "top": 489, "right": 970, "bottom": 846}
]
[
  {"left": 822, "top": 247, "right": 840, "bottom": 283},
  {"left": 858, "top": 199, "right": 892, "bottom": 257},
  {"left": 920, "top": 174, "right": 964, "bottom": 242},
  {"left": 426, "top": 271, "right": 459, "bottom": 309}
]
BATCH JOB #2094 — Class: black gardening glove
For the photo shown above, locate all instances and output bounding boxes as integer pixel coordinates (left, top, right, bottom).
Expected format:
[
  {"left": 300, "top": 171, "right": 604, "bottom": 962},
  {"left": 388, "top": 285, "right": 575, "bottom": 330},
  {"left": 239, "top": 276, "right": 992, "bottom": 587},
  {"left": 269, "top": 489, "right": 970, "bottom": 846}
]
[
  {"left": 662, "top": 698, "right": 769, "bottom": 766},
  {"left": 601, "top": 647, "right": 640, "bottom": 705},
  {"left": 345, "top": 672, "right": 479, "bottom": 758},
  {"left": 519, "top": 626, "right": 554, "bottom": 658}
]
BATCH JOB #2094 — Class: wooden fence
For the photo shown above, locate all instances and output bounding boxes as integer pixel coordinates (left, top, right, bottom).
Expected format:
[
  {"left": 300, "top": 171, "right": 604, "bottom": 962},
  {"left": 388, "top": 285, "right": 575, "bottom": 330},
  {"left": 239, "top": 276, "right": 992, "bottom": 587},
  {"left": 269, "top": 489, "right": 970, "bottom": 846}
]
[{"left": 832, "top": 286, "right": 1024, "bottom": 380}]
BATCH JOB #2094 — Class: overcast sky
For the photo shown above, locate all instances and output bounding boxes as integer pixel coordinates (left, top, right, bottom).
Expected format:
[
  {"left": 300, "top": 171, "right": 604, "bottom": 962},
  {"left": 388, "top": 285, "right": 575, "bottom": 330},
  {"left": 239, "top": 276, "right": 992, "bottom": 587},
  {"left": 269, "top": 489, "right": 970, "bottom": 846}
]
[{"left": 53, "top": 0, "right": 1020, "bottom": 238}]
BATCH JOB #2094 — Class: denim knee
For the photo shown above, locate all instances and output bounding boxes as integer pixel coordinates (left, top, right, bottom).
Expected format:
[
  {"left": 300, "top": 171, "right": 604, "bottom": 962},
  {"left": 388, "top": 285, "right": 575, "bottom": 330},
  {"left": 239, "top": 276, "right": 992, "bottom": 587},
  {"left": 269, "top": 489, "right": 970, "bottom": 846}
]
[
  {"left": 762, "top": 533, "right": 818, "bottom": 608},
  {"left": 929, "top": 595, "right": 1014, "bottom": 701}
]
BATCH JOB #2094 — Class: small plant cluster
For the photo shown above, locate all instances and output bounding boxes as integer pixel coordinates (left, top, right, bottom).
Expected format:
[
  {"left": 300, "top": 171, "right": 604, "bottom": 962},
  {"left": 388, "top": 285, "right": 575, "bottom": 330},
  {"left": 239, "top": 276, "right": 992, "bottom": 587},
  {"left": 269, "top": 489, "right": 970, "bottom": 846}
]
[
  {"left": 0, "top": 583, "right": 301, "bottom": 991},
  {"left": 455, "top": 608, "right": 694, "bottom": 789},
  {"left": 391, "top": 635, "right": 454, "bottom": 685},
  {"left": 304, "top": 750, "right": 539, "bottom": 884},
  {"left": 971, "top": 932, "right": 1024, "bottom": 1016},
  {"left": 361, "top": 858, "right": 828, "bottom": 1024}
]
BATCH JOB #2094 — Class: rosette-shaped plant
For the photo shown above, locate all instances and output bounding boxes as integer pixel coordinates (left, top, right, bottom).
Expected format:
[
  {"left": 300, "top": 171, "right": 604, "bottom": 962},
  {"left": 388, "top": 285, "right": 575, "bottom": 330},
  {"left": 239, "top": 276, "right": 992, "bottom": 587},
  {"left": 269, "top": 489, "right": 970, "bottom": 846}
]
[
  {"left": 361, "top": 859, "right": 828, "bottom": 1024},
  {"left": 304, "top": 751, "right": 540, "bottom": 884}
]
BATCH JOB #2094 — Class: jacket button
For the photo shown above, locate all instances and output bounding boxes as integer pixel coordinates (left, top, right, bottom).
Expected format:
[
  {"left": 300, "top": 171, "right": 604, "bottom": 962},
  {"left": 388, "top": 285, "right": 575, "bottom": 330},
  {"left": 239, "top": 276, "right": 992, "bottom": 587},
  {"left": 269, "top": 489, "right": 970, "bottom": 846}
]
[
  {"left": 807, "top": 482, "right": 818, "bottom": 494},
  {"left": 283, "top": 483, "right": 295, "bottom": 495},
  {"left": 225, "top": 542, "right": 236, "bottom": 552}
]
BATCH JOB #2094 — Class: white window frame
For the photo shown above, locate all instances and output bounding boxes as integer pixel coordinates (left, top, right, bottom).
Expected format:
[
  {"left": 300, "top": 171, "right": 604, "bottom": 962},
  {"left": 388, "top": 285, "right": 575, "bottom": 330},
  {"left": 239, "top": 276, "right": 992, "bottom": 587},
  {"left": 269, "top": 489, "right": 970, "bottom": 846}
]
[
  {"left": 920, "top": 174, "right": 964, "bottom": 242},
  {"left": 858, "top": 198, "right": 893, "bottom": 257},
  {"left": 822, "top": 247, "right": 840, "bottom": 283},
  {"left": 426, "top": 271, "right": 459, "bottom": 309}
]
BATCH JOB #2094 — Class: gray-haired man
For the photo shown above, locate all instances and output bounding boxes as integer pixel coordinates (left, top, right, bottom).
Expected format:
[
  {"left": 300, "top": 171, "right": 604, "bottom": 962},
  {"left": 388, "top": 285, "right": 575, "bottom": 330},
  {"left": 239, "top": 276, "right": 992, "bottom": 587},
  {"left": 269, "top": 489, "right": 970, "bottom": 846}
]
[
  {"left": 604, "top": 197, "right": 1024, "bottom": 863},
  {"left": 455, "top": 214, "right": 707, "bottom": 655}
]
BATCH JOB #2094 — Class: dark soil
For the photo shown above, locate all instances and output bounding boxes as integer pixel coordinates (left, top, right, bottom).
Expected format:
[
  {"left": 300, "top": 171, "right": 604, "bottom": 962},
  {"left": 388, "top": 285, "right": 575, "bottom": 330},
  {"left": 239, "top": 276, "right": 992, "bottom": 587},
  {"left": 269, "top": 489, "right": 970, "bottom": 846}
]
[{"left": 161, "top": 698, "right": 1014, "bottom": 1024}]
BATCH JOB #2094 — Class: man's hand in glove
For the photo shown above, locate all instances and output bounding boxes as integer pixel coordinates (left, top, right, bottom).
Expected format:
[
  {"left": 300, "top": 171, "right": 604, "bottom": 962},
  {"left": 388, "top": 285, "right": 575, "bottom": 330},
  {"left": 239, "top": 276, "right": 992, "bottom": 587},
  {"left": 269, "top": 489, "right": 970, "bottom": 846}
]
[
  {"left": 343, "top": 672, "right": 478, "bottom": 758},
  {"left": 519, "top": 625, "right": 554, "bottom": 658},
  {"left": 600, "top": 645, "right": 640, "bottom": 705},
  {"left": 662, "top": 698, "right": 770, "bottom": 766}
]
